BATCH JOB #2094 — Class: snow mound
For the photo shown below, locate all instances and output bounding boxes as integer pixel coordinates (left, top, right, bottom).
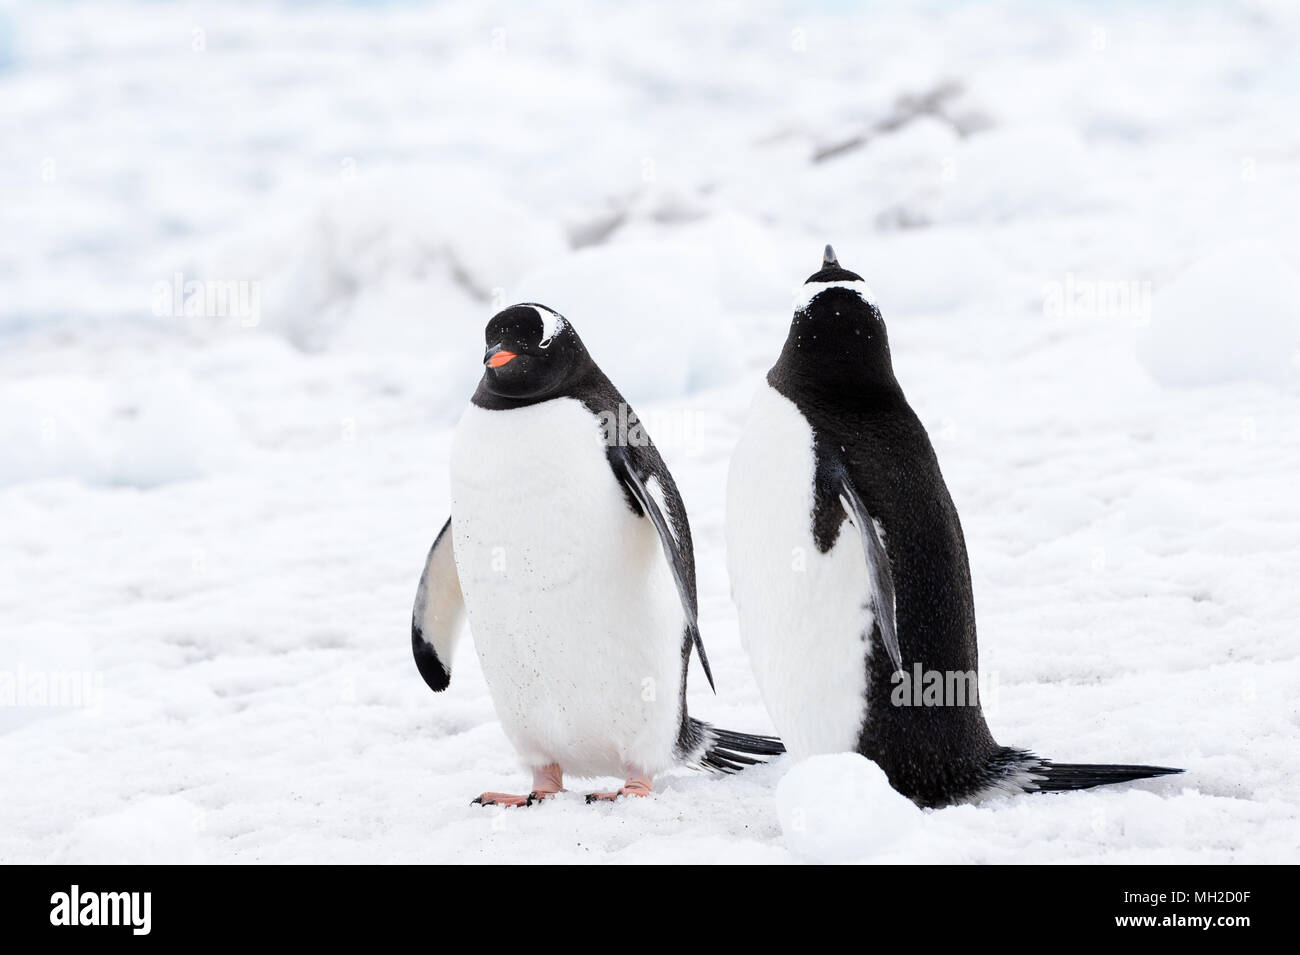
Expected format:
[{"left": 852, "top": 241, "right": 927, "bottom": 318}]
[
  {"left": 776, "top": 754, "right": 921, "bottom": 863},
  {"left": 1138, "top": 242, "right": 1300, "bottom": 387}
]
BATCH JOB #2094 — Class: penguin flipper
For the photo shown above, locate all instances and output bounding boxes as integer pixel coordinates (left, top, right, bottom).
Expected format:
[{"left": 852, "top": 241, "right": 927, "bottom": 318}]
[
  {"left": 411, "top": 516, "right": 465, "bottom": 692},
  {"left": 837, "top": 477, "right": 903, "bottom": 674},
  {"left": 611, "top": 446, "right": 715, "bottom": 693}
]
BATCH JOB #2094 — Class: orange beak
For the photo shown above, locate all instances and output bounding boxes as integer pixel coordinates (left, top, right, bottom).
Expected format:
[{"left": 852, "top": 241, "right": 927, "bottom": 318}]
[{"left": 486, "top": 349, "right": 517, "bottom": 368}]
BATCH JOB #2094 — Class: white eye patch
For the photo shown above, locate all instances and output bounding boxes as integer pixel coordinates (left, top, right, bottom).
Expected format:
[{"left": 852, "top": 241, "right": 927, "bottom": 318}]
[{"left": 530, "top": 304, "right": 565, "bottom": 348}]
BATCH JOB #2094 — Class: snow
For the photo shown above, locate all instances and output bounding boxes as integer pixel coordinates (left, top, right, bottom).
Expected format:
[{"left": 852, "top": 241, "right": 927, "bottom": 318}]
[
  {"left": 51, "top": 795, "right": 205, "bottom": 865},
  {"left": 2, "top": 0, "right": 1299, "bottom": 863},
  {"left": 514, "top": 238, "right": 735, "bottom": 400},
  {"left": 0, "top": 371, "right": 248, "bottom": 488},
  {"left": 1137, "top": 241, "right": 1300, "bottom": 387}
]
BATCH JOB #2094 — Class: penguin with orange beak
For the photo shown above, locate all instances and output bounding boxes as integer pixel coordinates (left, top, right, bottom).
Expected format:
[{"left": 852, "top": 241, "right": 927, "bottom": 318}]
[{"left": 412, "top": 303, "right": 782, "bottom": 806}]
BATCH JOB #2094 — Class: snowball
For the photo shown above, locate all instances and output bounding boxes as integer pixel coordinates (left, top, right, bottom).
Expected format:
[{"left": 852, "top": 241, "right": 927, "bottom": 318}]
[{"left": 776, "top": 754, "right": 921, "bottom": 863}]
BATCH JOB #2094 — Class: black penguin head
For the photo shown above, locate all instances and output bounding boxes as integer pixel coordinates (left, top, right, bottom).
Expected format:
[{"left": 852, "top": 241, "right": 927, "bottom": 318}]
[
  {"left": 476, "top": 303, "right": 589, "bottom": 404},
  {"left": 773, "top": 244, "right": 899, "bottom": 395}
]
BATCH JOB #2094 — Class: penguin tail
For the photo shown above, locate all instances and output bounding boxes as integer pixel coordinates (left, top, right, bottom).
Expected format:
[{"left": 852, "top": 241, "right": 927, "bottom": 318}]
[
  {"left": 684, "top": 718, "right": 785, "bottom": 774},
  {"left": 983, "top": 747, "right": 1182, "bottom": 797},
  {"left": 1030, "top": 761, "right": 1185, "bottom": 792}
]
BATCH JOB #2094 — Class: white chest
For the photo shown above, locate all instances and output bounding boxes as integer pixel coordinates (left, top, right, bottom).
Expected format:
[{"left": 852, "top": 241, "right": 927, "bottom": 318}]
[
  {"left": 449, "top": 398, "right": 683, "bottom": 776},
  {"left": 725, "top": 386, "right": 875, "bottom": 760}
]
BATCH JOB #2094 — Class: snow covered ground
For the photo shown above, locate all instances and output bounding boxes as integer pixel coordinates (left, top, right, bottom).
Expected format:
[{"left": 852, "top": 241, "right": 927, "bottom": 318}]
[{"left": 2, "top": 0, "right": 1299, "bottom": 863}]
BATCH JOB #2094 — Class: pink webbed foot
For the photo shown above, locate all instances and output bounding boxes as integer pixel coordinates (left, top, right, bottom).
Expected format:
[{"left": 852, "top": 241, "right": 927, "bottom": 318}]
[
  {"left": 472, "top": 764, "right": 566, "bottom": 808},
  {"left": 472, "top": 792, "right": 535, "bottom": 808},
  {"left": 585, "top": 778, "right": 653, "bottom": 804}
]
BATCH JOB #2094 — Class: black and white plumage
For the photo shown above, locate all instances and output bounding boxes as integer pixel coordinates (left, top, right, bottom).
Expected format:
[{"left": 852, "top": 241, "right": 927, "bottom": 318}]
[
  {"left": 726, "top": 246, "right": 1181, "bottom": 808},
  {"left": 412, "top": 304, "right": 781, "bottom": 797}
]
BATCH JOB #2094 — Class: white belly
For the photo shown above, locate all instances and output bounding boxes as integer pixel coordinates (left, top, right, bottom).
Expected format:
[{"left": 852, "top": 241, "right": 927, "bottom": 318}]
[
  {"left": 450, "top": 398, "right": 684, "bottom": 778},
  {"left": 725, "top": 385, "right": 875, "bottom": 760}
]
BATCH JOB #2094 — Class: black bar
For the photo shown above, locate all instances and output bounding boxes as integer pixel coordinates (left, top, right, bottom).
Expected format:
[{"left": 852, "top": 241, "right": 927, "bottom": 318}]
[{"left": 0, "top": 865, "right": 1281, "bottom": 941}]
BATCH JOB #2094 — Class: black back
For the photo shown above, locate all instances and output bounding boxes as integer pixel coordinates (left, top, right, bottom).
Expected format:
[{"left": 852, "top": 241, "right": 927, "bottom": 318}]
[{"left": 768, "top": 252, "right": 1008, "bottom": 806}]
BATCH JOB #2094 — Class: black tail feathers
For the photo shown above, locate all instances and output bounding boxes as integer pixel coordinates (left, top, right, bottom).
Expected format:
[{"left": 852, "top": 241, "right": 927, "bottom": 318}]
[
  {"left": 686, "top": 718, "right": 785, "bottom": 774},
  {"left": 1029, "top": 761, "right": 1184, "bottom": 793},
  {"left": 977, "top": 747, "right": 1182, "bottom": 799},
  {"left": 982, "top": 746, "right": 1183, "bottom": 796}
]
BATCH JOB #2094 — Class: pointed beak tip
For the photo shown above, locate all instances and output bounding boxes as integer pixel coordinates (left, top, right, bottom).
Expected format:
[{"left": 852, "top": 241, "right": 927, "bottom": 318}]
[
  {"left": 823, "top": 243, "right": 838, "bottom": 267},
  {"left": 485, "top": 349, "right": 518, "bottom": 369}
]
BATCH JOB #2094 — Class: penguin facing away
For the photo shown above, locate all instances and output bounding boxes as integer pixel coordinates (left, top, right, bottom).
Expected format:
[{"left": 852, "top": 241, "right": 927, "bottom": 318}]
[
  {"left": 413, "top": 303, "right": 782, "bottom": 806},
  {"left": 725, "top": 246, "right": 1181, "bottom": 808}
]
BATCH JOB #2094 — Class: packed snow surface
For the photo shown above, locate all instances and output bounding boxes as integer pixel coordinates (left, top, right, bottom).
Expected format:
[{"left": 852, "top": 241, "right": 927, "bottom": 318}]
[{"left": 2, "top": 1, "right": 1299, "bottom": 863}]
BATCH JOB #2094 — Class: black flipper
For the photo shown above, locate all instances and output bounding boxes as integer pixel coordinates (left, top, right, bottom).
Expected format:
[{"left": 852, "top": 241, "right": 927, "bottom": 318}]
[
  {"left": 1030, "top": 762, "right": 1184, "bottom": 792},
  {"left": 610, "top": 445, "right": 715, "bottom": 693},
  {"left": 837, "top": 474, "right": 903, "bottom": 674},
  {"left": 411, "top": 517, "right": 465, "bottom": 692}
]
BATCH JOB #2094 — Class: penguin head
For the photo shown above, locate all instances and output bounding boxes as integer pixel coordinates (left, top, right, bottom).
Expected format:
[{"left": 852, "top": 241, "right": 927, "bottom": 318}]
[
  {"left": 478, "top": 303, "right": 587, "bottom": 401},
  {"left": 779, "top": 244, "right": 898, "bottom": 392}
]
